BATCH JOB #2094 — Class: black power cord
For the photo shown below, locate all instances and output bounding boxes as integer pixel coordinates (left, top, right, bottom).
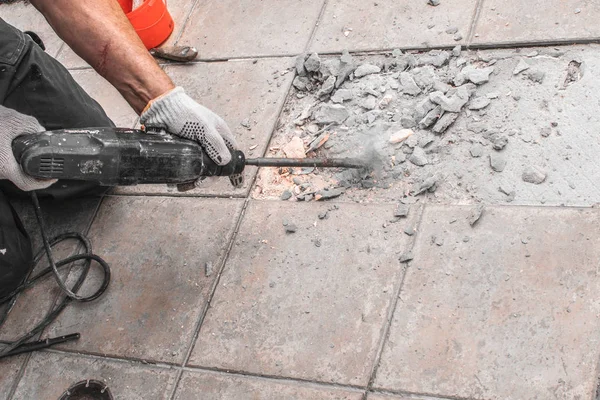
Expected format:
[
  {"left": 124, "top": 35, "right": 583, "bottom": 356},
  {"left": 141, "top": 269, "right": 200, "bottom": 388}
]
[{"left": 0, "top": 192, "right": 111, "bottom": 359}]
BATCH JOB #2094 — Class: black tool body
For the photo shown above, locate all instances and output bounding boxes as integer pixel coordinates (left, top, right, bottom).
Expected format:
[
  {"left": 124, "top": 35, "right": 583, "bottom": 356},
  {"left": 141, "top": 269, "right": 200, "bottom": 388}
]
[{"left": 12, "top": 128, "right": 245, "bottom": 186}]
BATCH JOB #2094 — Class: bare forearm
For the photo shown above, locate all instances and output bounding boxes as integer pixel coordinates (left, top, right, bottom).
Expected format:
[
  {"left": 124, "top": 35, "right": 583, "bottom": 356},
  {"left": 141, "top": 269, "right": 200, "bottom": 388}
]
[{"left": 30, "top": 0, "right": 175, "bottom": 113}]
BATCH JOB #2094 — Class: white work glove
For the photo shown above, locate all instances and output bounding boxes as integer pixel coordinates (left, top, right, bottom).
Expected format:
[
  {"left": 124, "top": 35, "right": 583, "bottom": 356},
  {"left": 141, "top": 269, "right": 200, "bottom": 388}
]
[
  {"left": 0, "top": 106, "right": 56, "bottom": 191},
  {"left": 140, "top": 87, "right": 239, "bottom": 166}
]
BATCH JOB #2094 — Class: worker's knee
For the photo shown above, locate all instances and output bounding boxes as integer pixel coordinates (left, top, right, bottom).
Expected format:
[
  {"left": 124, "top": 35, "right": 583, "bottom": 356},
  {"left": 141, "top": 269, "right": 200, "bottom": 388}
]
[{"left": 0, "top": 191, "right": 33, "bottom": 300}]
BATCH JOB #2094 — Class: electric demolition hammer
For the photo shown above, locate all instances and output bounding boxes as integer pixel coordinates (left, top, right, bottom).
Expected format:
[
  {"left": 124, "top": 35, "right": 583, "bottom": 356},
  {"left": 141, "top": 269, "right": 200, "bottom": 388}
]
[{"left": 12, "top": 128, "right": 365, "bottom": 186}]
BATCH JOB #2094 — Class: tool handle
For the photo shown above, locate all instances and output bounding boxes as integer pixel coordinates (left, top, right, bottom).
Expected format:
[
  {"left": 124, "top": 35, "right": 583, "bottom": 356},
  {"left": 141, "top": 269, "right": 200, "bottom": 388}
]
[{"left": 13, "top": 128, "right": 245, "bottom": 186}]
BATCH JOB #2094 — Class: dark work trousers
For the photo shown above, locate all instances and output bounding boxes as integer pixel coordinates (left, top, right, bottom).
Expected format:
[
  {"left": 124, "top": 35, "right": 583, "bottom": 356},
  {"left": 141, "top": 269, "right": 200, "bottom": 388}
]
[{"left": 0, "top": 18, "right": 115, "bottom": 298}]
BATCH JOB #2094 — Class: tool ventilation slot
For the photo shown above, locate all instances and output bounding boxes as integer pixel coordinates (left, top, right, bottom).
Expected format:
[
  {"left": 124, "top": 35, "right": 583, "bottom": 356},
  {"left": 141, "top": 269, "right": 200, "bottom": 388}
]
[{"left": 39, "top": 157, "right": 64, "bottom": 174}]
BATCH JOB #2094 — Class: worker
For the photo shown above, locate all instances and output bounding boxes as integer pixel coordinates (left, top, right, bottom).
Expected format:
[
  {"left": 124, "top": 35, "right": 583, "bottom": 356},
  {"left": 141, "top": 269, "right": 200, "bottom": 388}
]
[{"left": 0, "top": 1, "right": 238, "bottom": 299}]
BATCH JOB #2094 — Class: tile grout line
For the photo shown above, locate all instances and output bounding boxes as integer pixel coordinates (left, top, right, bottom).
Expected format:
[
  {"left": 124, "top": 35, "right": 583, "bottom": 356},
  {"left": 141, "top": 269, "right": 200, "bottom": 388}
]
[
  {"left": 466, "top": 0, "right": 485, "bottom": 47},
  {"left": 166, "top": 55, "right": 298, "bottom": 399},
  {"left": 172, "top": 0, "right": 202, "bottom": 47},
  {"left": 362, "top": 203, "right": 428, "bottom": 400},
  {"left": 304, "top": 0, "right": 330, "bottom": 53},
  {"left": 6, "top": 194, "right": 106, "bottom": 400}
]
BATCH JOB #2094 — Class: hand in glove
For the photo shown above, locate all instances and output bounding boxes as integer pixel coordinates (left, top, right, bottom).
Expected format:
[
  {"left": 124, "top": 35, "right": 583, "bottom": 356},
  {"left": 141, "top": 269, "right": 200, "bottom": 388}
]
[
  {"left": 140, "top": 87, "right": 239, "bottom": 166},
  {"left": 0, "top": 106, "right": 56, "bottom": 191}
]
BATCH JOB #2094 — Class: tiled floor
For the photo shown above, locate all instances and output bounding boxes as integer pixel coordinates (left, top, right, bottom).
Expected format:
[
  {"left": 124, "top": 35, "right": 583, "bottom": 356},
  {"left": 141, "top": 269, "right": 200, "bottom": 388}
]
[{"left": 3, "top": 0, "right": 600, "bottom": 399}]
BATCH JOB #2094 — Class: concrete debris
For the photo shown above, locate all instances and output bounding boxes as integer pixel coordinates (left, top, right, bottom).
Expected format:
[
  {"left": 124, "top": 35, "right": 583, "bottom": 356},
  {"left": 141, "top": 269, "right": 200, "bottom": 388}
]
[
  {"left": 313, "top": 103, "right": 349, "bottom": 124},
  {"left": 315, "top": 187, "right": 344, "bottom": 200},
  {"left": 563, "top": 60, "right": 583, "bottom": 87},
  {"left": 316, "top": 75, "right": 336, "bottom": 97},
  {"left": 360, "top": 96, "right": 378, "bottom": 110},
  {"left": 304, "top": 53, "right": 321, "bottom": 72},
  {"left": 331, "top": 89, "right": 354, "bottom": 103},
  {"left": 498, "top": 185, "right": 515, "bottom": 202},
  {"left": 379, "top": 93, "right": 394, "bottom": 109},
  {"left": 336, "top": 50, "right": 357, "bottom": 88},
  {"left": 295, "top": 53, "right": 308, "bottom": 76},
  {"left": 394, "top": 203, "right": 410, "bottom": 218},
  {"left": 490, "top": 133, "right": 508, "bottom": 150},
  {"left": 513, "top": 59, "right": 530, "bottom": 75},
  {"left": 470, "top": 144, "right": 484, "bottom": 158},
  {"left": 427, "top": 0, "right": 440, "bottom": 5},
  {"left": 452, "top": 45, "right": 462, "bottom": 57},
  {"left": 418, "top": 50, "right": 450, "bottom": 67},
  {"left": 281, "top": 190, "right": 292, "bottom": 200},
  {"left": 284, "top": 223, "right": 298, "bottom": 233},
  {"left": 389, "top": 129, "right": 414, "bottom": 144},
  {"left": 399, "top": 252, "right": 414, "bottom": 262},
  {"left": 419, "top": 106, "right": 442, "bottom": 129},
  {"left": 445, "top": 27, "right": 458, "bottom": 34},
  {"left": 404, "top": 227, "right": 415, "bottom": 236},
  {"left": 522, "top": 166, "right": 547, "bottom": 184},
  {"left": 399, "top": 72, "right": 422, "bottom": 95},
  {"left": 526, "top": 69, "right": 545, "bottom": 83},
  {"left": 415, "top": 175, "right": 437, "bottom": 195},
  {"left": 489, "top": 152, "right": 507, "bottom": 172},
  {"left": 293, "top": 76, "right": 312, "bottom": 91},
  {"left": 408, "top": 147, "right": 428, "bottom": 166},
  {"left": 468, "top": 96, "right": 491, "bottom": 110},
  {"left": 433, "top": 80, "right": 451, "bottom": 93},
  {"left": 453, "top": 32, "right": 463, "bottom": 41},
  {"left": 461, "top": 66, "right": 494, "bottom": 85},
  {"left": 318, "top": 211, "right": 328, "bottom": 219},
  {"left": 429, "top": 86, "right": 470, "bottom": 112},
  {"left": 354, "top": 63, "right": 381, "bottom": 78},
  {"left": 468, "top": 204, "right": 485, "bottom": 226},
  {"left": 282, "top": 136, "right": 306, "bottom": 158},
  {"left": 432, "top": 112, "right": 458, "bottom": 134}
]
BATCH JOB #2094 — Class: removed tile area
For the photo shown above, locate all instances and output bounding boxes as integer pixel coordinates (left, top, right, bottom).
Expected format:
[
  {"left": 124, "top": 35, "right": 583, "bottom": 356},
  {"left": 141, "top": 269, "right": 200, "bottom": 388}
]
[
  {"left": 258, "top": 45, "right": 600, "bottom": 206},
  {"left": 189, "top": 200, "right": 419, "bottom": 385},
  {"left": 375, "top": 205, "right": 600, "bottom": 400},
  {"left": 174, "top": 370, "right": 363, "bottom": 399}
]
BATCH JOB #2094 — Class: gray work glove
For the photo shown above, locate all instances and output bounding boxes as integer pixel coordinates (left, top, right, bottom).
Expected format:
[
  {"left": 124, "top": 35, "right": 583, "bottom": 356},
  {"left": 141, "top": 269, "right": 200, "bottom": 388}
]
[
  {"left": 0, "top": 106, "right": 56, "bottom": 191},
  {"left": 140, "top": 87, "right": 239, "bottom": 165}
]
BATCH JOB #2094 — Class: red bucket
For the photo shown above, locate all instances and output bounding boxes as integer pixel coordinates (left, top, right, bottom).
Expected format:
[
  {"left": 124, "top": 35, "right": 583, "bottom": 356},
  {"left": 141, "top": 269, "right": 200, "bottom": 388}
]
[{"left": 119, "top": 0, "right": 174, "bottom": 49}]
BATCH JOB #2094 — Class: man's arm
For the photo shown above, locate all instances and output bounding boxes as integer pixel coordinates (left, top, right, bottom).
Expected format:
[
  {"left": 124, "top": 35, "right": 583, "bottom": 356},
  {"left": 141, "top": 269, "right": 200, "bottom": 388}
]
[{"left": 30, "top": 0, "right": 175, "bottom": 113}]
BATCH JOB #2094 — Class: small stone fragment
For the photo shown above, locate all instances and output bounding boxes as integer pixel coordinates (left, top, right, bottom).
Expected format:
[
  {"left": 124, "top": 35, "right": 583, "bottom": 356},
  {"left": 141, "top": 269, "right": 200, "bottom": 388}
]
[
  {"left": 394, "top": 204, "right": 410, "bottom": 218},
  {"left": 522, "top": 166, "right": 547, "bottom": 184},
  {"left": 316, "top": 188, "right": 344, "bottom": 200},
  {"left": 281, "top": 190, "right": 292, "bottom": 200},
  {"left": 468, "top": 204, "right": 485, "bottom": 227},
  {"left": 408, "top": 147, "right": 428, "bottom": 166},
  {"left": 433, "top": 80, "right": 451, "bottom": 93},
  {"left": 318, "top": 211, "right": 328, "bottom": 219},
  {"left": 330, "top": 89, "right": 354, "bottom": 103},
  {"left": 498, "top": 185, "right": 515, "bottom": 202},
  {"left": 389, "top": 129, "right": 414, "bottom": 144},
  {"left": 360, "top": 96, "right": 378, "bottom": 110},
  {"left": 428, "top": 0, "right": 440, "bottom": 5},
  {"left": 354, "top": 63, "right": 381, "bottom": 78},
  {"left": 462, "top": 66, "right": 494, "bottom": 85},
  {"left": 526, "top": 69, "right": 545, "bottom": 83},
  {"left": 282, "top": 137, "right": 306, "bottom": 158},
  {"left": 489, "top": 153, "right": 507, "bottom": 172},
  {"left": 432, "top": 112, "right": 458, "bottom": 134},
  {"left": 415, "top": 175, "right": 437, "bottom": 195},
  {"left": 445, "top": 26, "right": 458, "bottom": 34},
  {"left": 490, "top": 134, "right": 508, "bottom": 150},
  {"left": 304, "top": 53, "right": 321, "bottom": 72},
  {"left": 468, "top": 96, "right": 491, "bottom": 110},
  {"left": 284, "top": 223, "right": 298, "bottom": 233},
  {"left": 453, "top": 32, "right": 463, "bottom": 41},
  {"left": 404, "top": 227, "right": 415, "bottom": 236},
  {"left": 429, "top": 86, "right": 470, "bottom": 112},
  {"left": 452, "top": 45, "right": 461, "bottom": 57},
  {"left": 513, "top": 59, "right": 530, "bottom": 75},
  {"left": 399, "top": 72, "right": 422, "bottom": 96},
  {"left": 292, "top": 76, "right": 311, "bottom": 91},
  {"left": 399, "top": 252, "right": 414, "bottom": 262},
  {"left": 316, "top": 75, "right": 336, "bottom": 97},
  {"left": 314, "top": 104, "right": 350, "bottom": 124},
  {"left": 419, "top": 106, "right": 442, "bottom": 129},
  {"left": 336, "top": 50, "right": 357, "bottom": 88},
  {"left": 205, "top": 262, "right": 214, "bottom": 277},
  {"left": 470, "top": 144, "right": 484, "bottom": 158},
  {"left": 295, "top": 53, "right": 307, "bottom": 76}
]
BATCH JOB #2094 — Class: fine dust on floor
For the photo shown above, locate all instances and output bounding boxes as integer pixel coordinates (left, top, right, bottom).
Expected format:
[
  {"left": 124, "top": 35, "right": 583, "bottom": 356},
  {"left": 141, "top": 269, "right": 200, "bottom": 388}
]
[{"left": 252, "top": 44, "right": 600, "bottom": 207}]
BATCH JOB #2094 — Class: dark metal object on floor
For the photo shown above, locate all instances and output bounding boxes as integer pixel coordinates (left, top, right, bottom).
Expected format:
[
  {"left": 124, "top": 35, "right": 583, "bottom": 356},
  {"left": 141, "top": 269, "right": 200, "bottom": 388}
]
[
  {"left": 245, "top": 157, "right": 366, "bottom": 169},
  {"left": 58, "top": 379, "right": 113, "bottom": 400},
  {"left": 150, "top": 45, "right": 198, "bottom": 62}
]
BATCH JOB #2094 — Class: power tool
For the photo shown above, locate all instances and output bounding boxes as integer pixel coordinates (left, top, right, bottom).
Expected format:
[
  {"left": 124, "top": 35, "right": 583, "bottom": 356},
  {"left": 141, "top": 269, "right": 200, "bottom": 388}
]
[{"left": 12, "top": 128, "right": 365, "bottom": 186}]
